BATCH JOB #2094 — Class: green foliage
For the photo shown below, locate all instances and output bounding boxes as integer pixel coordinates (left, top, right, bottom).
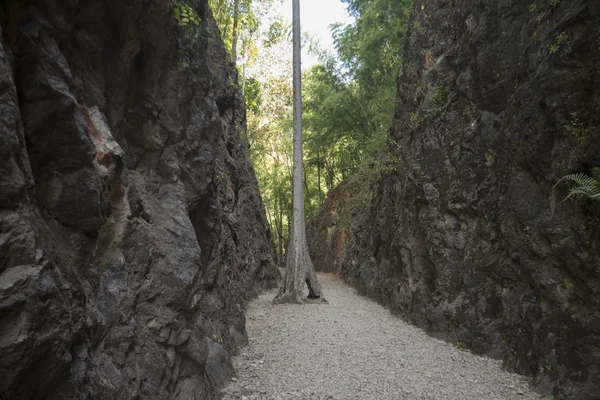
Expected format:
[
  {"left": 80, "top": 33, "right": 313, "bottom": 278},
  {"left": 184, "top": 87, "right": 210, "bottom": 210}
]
[
  {"left": 549, "top": 31, "right": 567, "bottom": 54},
  {"left": 304, "top": 62, "right": 363, "bottom": 187},
  {"left": 536, "top": 13, "right": 546, "bottom": 24},
  {"left": 423, "top": 81, "right": 452, "bottom": 118},
  {"left": 565, "top": 112, "right": 590, "bottom": 143},
  {"left": 244, "top": 77, "right": 261, "bottom": 114},
  {"left": 246, "top": 46, "right": 294, "bottom": 253},
  {"left": 300, "top": 0, "right": 413, "bottom": 190},
  {"left": 174, "top": 4, "right": 201, "bottom": 27},
  {"left": 409, "top": 112, "right": 423, "bottom": 130},
  {"left": 172, "top": 3, "right": 204, "bottom": 71},
  {"left": 209, "top": 0, "right": 268, "bottom": 59},
  {"left": 530, "top": 0, "right": 561, "bottom": 25},
  {"left": 556, "top": 169, "right": 600, "bottom": 201},
  {"left": 333, "top": 0, "right": 412, "bottom": 89},
  {"left": 245, "top": 0, "right": 413, "bottom": 252},
  {"left": 263, "top": 17, "right": 291, "bottom": 47}
]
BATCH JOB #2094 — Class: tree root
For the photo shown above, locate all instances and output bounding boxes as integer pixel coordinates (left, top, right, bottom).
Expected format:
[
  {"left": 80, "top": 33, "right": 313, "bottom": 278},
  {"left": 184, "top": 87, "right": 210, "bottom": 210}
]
[{"left": 272, "top": 291, "right": 327, "bottom": 304}]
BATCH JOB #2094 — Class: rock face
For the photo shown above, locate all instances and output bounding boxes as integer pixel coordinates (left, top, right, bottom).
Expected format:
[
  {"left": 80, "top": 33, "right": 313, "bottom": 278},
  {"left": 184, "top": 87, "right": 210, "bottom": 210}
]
[
  {"left": 307, "top": 177, "right": 362, "bottom": 275},
  {"left": 308, "top": 0, "right": 600, "bottom": 398},
  {"left": 0, "top": 1, "right": 278, "bottom": 399}
]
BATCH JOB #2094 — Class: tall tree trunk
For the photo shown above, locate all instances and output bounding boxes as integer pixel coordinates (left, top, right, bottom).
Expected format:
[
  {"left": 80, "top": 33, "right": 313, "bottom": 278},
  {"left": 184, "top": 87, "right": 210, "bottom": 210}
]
[
  {"left": 274, "top": 0, "right": 324, "bottom": 304},
  {"left": 317, "top": 152, "right": 321, "bottom": 206},
  {"left": 274, "top": 189, "right": 282, "bottom": 263},
  {"left": 265, "top": 201, "right": 274, "bottom": 239},
  {"left": 324, "top": 159, "right": 334, "bottom": 190},
  {"left": 231, "top": 0, "right": 240, "bottom": 63},
  {"left": 277, "top": 198, "right": 284, "bottom": 259},
  {"left": 303, "top": 167, "right": 310, "bottom": 213},
  {"left": 241, "top": 39, "right": 247, "bottom": 95}
]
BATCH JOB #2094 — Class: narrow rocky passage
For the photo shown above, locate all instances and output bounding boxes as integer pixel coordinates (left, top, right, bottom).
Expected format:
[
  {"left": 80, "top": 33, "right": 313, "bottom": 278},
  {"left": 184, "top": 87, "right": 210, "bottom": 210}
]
[{"left": 222, "top": 274, "right": 543, "bottom": 400}]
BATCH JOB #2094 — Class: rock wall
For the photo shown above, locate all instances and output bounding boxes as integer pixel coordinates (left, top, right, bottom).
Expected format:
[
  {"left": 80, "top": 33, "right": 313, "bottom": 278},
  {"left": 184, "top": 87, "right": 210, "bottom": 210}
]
[
  {"left": 307, "top": 176, "right": 362, "bottom": 275},
  {"left": 308, "top": 0, "right": 600, "bottom": 398},
  {"left": 0, "top": 1, "right": 278, "bottom": 399}
]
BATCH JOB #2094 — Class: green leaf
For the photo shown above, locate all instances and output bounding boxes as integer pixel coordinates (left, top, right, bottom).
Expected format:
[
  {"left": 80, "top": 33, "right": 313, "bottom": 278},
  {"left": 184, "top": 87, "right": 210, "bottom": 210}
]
[
  {"left": 174, "top": 4, "right": 201, "bottom": 27},
  {"left": 558, "top": 171, "right": 600, "bottom": 202}
]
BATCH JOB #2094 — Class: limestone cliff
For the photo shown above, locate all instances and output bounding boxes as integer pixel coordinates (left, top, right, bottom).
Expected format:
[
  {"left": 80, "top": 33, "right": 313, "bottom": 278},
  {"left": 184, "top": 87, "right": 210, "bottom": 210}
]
[
  {"left": 0, "top": 0, "right": 278, "bottom": 398},
  {"left": 308, "top": 0, "right": 600, "bottom": 398}
]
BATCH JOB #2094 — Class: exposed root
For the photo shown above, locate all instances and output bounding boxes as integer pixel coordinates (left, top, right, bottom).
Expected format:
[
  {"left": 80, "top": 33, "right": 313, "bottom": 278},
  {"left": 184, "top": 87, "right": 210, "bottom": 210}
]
[
  {"left": 272, "top": 289, "right": 327, "bottom": 305},
  {"left": 272, "top": 291, "right": 304, "bottom": 304}
]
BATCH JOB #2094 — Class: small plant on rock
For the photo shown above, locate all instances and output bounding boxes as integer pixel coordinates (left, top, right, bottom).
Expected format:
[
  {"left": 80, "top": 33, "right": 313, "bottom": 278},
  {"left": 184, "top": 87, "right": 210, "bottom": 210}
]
[
  {"left": 565, "top": 112, "right": 590, "bottom": 143},
  {"left": 173, "top": 3, "right": 203, "bottom": 71},
  {"left": 174, "top": 4, "right": 201, "bottom": 27},
  {"left": 549, "top": 32, "right": 567, "bottom": 54},
  {"left": 555, "top": 168, "right": 600, "bottom": 202},
  {"left": 409, "top": 112, "right": 423, "bottom": 130}
]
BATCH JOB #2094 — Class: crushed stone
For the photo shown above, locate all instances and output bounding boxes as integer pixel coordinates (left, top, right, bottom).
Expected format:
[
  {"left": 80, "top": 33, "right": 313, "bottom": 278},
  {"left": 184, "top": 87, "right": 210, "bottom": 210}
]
[{"left": 222, "top": 273, "right": 543, "bottom": 400}]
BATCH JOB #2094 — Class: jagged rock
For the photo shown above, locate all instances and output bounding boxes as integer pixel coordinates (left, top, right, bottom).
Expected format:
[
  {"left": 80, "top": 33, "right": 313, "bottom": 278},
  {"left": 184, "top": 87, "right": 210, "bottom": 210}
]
[
  {"left": 307, "top": 179, "right": 362, "bottom": 274},
  {"left": 308, "top": 1, "right": 600, "bottom": 399},
  {"left": 0, "top": 0, "right": 278, "bottom": 399}
]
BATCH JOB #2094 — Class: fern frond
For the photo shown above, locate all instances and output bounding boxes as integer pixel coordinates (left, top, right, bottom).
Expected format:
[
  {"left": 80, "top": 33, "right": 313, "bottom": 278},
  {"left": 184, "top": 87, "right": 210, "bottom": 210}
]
[
  {"left": 561, "top": 172, "right": 597, "bottom": 188},
  {"left": 565, "top": 188, "right": 600, "bottom": 200},
  {"left": 557, "top": 170, "right": 600, "bottom": 202}
]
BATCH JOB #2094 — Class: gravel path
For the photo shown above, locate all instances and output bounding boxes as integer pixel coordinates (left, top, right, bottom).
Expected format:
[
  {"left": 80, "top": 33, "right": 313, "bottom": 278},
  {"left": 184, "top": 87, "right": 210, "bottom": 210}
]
[{"left": 221, "top": 273, "right": 543, "bottom": 400}]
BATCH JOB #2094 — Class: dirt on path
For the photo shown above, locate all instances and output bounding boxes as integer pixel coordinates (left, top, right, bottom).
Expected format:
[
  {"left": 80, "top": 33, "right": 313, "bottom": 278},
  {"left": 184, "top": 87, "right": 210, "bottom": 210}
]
[{"left": 221, "top": 273, "right": 543, "bottom": 400}]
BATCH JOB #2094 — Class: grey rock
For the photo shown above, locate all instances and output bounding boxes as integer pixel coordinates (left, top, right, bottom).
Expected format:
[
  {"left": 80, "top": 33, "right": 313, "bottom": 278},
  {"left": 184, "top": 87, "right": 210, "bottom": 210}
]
[
  {"left": 308, "top": 1, "right": 600, "bottom": 399},
  {"left": 0, "top": 0, "right": 278, "bottom": 399},
  {"left": 205, "top": 338, "right": 234, "bottom": 388}
]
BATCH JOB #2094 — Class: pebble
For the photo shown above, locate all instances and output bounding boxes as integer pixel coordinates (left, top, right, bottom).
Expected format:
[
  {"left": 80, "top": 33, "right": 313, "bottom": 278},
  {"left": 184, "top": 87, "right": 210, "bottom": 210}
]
[{"left": 221, "top": 274, "right": 543, "bottom": 400}]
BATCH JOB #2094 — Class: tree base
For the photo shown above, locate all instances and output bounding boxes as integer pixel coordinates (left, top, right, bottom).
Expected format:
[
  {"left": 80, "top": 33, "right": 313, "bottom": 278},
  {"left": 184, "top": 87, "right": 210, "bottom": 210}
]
[{"left": 272, "top": 291, "right": 328, "bottom": 305}]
